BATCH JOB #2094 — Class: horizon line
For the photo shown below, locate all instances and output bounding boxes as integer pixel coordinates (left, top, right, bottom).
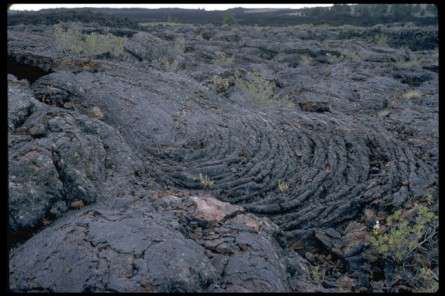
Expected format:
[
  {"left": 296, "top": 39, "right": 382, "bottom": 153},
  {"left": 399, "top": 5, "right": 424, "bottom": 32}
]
[{"left": 9, "top": 4, "right": 334, "bottom": 12}]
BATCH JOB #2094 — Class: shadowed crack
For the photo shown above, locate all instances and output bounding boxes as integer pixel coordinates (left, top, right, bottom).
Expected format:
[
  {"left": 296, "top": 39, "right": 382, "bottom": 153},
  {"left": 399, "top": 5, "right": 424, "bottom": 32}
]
[{"left": 8, "top": 56, "right": 52, "bottom": 83}]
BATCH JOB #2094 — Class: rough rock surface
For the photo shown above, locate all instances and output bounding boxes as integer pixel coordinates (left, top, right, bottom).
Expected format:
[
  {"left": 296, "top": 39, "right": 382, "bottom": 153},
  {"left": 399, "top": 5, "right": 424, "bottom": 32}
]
[
  {"left": 8, "top": 74, "right": 142, "bottom": 233},
  {"left": 8, "top": 18, "right": 438, "bottom": 292},
  {"left": 10, "top": 194, "right": 310, "bottom": 292}
]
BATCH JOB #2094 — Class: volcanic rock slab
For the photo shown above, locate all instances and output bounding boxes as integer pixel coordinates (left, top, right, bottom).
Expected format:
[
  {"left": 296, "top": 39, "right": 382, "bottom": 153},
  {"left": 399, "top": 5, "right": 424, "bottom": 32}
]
[{"left": 10, "top": 195, "right": 313, "bottom": 292}]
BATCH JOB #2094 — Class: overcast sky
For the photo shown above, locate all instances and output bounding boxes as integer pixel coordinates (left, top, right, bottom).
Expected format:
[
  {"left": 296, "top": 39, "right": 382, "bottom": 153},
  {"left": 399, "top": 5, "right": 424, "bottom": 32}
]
[{"left": 10, "top": 4, "right": 333, "bottom": 11}]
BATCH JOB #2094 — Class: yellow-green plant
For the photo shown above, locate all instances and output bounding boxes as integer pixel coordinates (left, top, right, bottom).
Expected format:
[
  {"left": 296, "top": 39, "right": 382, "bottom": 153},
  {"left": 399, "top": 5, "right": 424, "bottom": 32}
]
[
  {"left": 369, "top": 205, "right": 437, "bottom": 263},
  {"left": 211, "top": 75, "right": 232, "bottom": 93},
  {"left": 199, "top": 173, "right": 214, "bottom": 189},
  {"left": 414, "top": 267, "right": 438, "bottom": 293},
  {"left": 401, "top": 90, "right": 421, "bottom": 100},
  {"left": 278, "top": 180, "right": 289, "bottom": 193},
  {"left": 309, "top": 265, "right": 325, "bottom": 282},
  {"left": 374, "top": 34, "right": 388, "bottom": 47},
  {"left": 234, "top": 71, "right": 294, "bottom": 108},
  {"left": 53, "top": 23, "right": 126, "bottom": 57},
  {"left": 234, "top": 70, "right": 275, "bottom": 106},
  {"left": 146, "top": 36, "right": 185, "bottom": 72},
  {"left": 214, "top": 51, "right": 234, "bottom": 65}
]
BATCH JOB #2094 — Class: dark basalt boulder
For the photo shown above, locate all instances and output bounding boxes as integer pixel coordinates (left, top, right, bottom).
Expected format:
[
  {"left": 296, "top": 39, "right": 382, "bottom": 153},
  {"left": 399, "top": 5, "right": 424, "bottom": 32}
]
[
  {"left": 8, "top": 75, "right": 142, "bottom": 233},
  {"left": 9, "top": 194, "right": 310, "bottom": 292}
]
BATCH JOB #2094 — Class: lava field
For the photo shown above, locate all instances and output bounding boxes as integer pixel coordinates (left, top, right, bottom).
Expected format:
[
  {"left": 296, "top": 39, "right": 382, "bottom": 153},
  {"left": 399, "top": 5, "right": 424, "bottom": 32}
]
[{"left": 7, "top": 10, "right": 439, "bottom": 292}]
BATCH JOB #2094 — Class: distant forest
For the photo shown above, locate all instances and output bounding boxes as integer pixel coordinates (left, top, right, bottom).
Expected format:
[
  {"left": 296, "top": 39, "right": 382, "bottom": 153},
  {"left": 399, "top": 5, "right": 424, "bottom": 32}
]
[{"left": 8, "top": 4, "right": 438, "bottom": 27}]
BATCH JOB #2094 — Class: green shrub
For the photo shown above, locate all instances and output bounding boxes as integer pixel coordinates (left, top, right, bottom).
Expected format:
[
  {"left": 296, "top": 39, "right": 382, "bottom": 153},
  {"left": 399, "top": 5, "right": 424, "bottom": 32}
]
[
  {"left": 131, "top": 32, "right": 185, "bottom": 72},
  {"left": 223, "top": 12, "right": 237, "bottom": 26},
  {"left": 199, "top": 173, "right": 214, "bottom": 189},
  {"left": 53, "top": 23, "right": 126, "bottom": 57},
  {"left": 374, "top": 34, "right": 388, "bottom": 47},
  {"left": 309, "top": 265, "right": 325, "bottom": 282},
  {"left": 211, "top": 75, "right": 232, "bottom": 93},
  {"left": 234, "top": 71, "right": 294, "bottom": 108},
  {"left": 369, "top": 205, "right": 437, "bottom": 263},
  {"left": 278, "top": 180, "right": 289, "bottom": 192},
  {"left": 414, "top": 267, "right": 438, "bottom": 292},
  {"left": 234, "top": 70, "right": 274, "bottom": 106},
  {"left": 160, "top": 36, "right": 186, "bottom": 71},
  {"left": 368, "top": 203, "right": 438, "bottom": 292},
  {"left": 401, "top": 90, "right": 421, "bottom": 100}
]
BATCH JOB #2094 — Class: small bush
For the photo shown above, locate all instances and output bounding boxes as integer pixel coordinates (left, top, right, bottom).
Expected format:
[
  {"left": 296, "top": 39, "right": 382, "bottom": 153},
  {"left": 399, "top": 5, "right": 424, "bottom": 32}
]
[
  {"left": 366, "top": 200, "right": 439, "bottom": 292},
  {"left": 401, "top": 90, "right": 421, "bottom": 100},
  {"left": 277, "top": 180, "right": 289, "bottom": 192},
  {"left": 341, "top": 50, "right": 361, "bottom": 62},
  {"left": 199, "top": 173, "right": 214, "bottom": 189},
  {"left": 309, "top": 265, "right": 325, "bottom": 282},
  {"left": 369, "top": 205, "right": 437, "bottom": 264},
  {"left": 234, "top": 70, "right": 294, "bottom": 108},
  {"left": 299, "top": 54, "right": 313, "bottom": 66},
  {"left": 234, "top": 70, "right": 275, "bottom": 106},
  {"left": 414, "top": 267, "right": 439, "bottom": 293},
  {"left": 374, "top": 34, "right": 389, "bottom": 47},
  {"left": 160, "top": 36, "right": 186, "bottom": 71},
  {"left": 211, "top": 75, "right": 232, "bottom": 93},
  {"left": 53, "top": 23, "right": 126, "bottom": 57},
  {"left": 132, "top": 32, "right": 185, "bottom": 71},
  {"left": 222, "top": 12, "right": 237, "bottom": 26},
  {"left": 214, "top": 51, "right": 234, "bottom": 66}
]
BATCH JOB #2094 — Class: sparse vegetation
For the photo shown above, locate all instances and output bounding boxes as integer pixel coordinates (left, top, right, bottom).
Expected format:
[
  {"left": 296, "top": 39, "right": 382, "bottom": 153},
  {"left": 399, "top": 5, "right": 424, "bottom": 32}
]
[
  {"left": 233, "top": 71, "right": 295, "bottom": 108},
  {"left": 9, "top": 4, "right": 437, "bottom": 29},
  {"left": 401, "top": 90, "right": 421, "bottom": 100},
  {"left": 367, "top": 202, "right": 438, "bottom": 292},
  {"left": 211, "top": 75, "right": 233, "bottom": 94},
  {"left": 299, "top": 54, "right": 313, "bottom": 66},
  {"left": 139, "top": 22, "right": 184, "bottom": 27},
  {"left": 414, "top": 267, "right": 439, "bottom": 293},
  {"left": 396, "top": 55, "right": 421, "bottom": 69},
  {"left": 277, "top": 180, "right": 289, "bottom": 192},
  {"left": 369, "top": 204, "right": 437, "bottom": 263},
  {"left": 158, "top": 37, "right": 186, "bottom": 71},
  {"left": 374, "top": 34, "right": 388, "bottom": 47},
  {"left": 214, "top": 51, "right": 234, "bottom": 66},
  {"left": 341, "top": 50, "right": 361, "bottom": 62},
  {"left": 234, "top": 70, "right": 275, "bottom": 106},
  {"left": 199, "top": 173, "right": 215, "bottom": 189},
  {"left": 53, "top": 22, "right": 126, "bottom": 57},
  {"left": 223, "top": 12, "right": 237, "bottom": 26},
  {"left": 309, "top": 265, "right": 325, "bottom": 282},
  {"left": 132, "top": 32, "right": 185, "bottom": 72}
]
